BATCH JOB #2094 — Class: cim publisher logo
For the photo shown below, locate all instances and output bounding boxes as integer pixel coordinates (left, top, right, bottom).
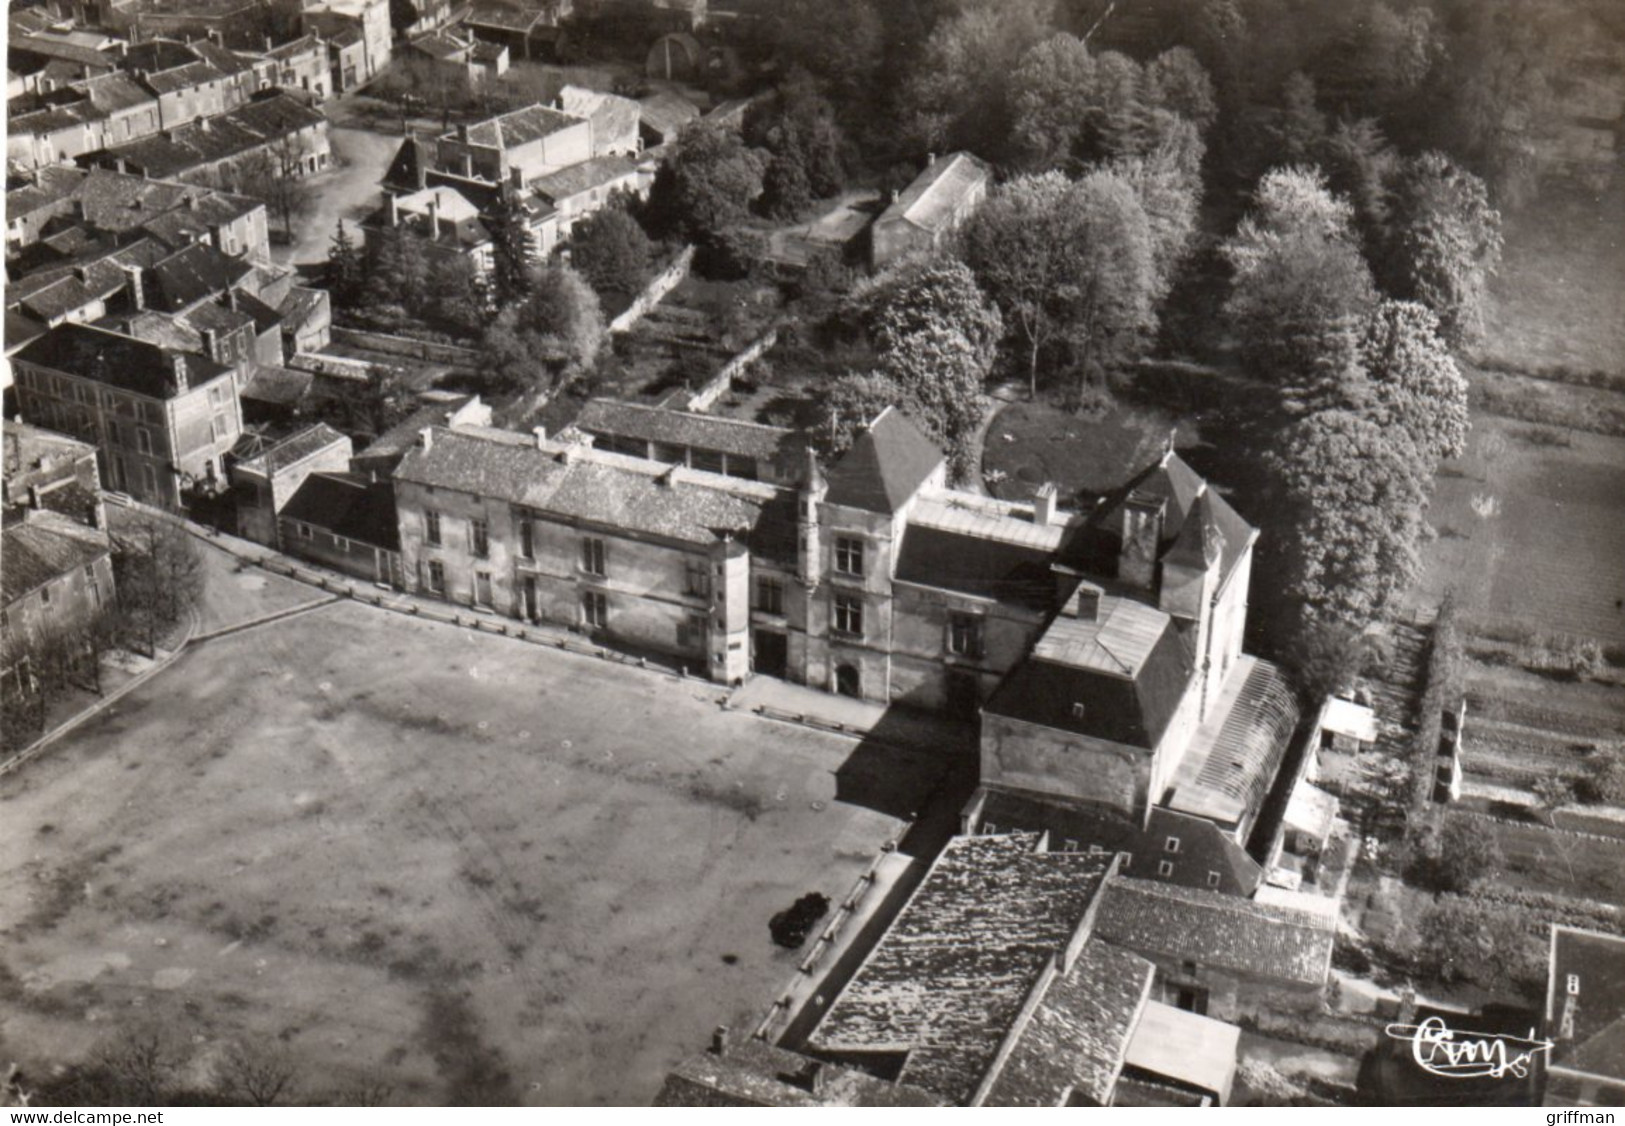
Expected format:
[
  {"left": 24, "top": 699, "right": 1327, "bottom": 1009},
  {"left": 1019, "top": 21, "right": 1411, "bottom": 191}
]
[{"left": 1384, "top": 1015, "right": 1555, "bottom": 1080}]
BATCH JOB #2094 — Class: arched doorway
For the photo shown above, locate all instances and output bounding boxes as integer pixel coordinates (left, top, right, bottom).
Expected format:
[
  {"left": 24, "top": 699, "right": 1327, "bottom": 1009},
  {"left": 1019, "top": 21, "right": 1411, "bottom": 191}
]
[{"left": 835, "top": 663, "right": 861, "bottom": 699}]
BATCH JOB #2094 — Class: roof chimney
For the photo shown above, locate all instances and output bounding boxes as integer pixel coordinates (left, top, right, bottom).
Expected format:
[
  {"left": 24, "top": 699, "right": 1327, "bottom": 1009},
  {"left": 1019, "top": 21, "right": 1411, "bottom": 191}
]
[
  {"left": 532, "top": 426, "right": 547, "bottom": 449},
  {"left": 387, "top": 192, "right": 399, "bottom": 227},
  {"left": 457, "top": 123, "right": 469, "bottom": 142},
  {"left": 709, "top": 1026, "right": 730, "bottom": 1057},
  {"left": 417, "top": 426, "right": 433, "bottom": 451},
  {"left": 427, "top": 191, "right": 440, "bottom": 236},
  {"left": 1063, "top": 580, "right": 1103, "bottom": 621},
  {"left": 265, "top": 35, "right": 273, "bottom": 52},
  {"left": 202, "top": 327, "right": 220, "bottom": 359},
  {"left": 1033, "top": 482, "right": 1058, "bottom": 527},
  {"left": 509, "top": 165, "right": 523, "bottom": 190}
]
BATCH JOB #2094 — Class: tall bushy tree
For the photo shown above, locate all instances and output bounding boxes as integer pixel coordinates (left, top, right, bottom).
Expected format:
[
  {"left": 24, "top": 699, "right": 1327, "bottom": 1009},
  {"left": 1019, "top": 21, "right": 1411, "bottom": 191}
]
[
  {"left": 853, "top": 258, "right": 1003, "bottom": 373},
  {"left": 522, "top": 264, "right": 606, "bottom": 374},
  {"left": 647, "top": 120, "right": 767, "bottom": 244},
  {"left": 567, "top": 205, "right": 655, "bottom": 300},
  {"left": 1271, "top": 409, "right": 1430, "bottom": 635},
  {"left": 1358, "top": 299, "right": 1470, "bottom": 467},
  {"left": 900, "top": 0, "right": 1053, "bottom": 158},
  {"left": 961, "top": 170, "right": 1157, "bottom": 398},
  {"left": 326, "top": 220, "right": 364, "bottom": 308},
  {"left": 1384, "top": 151, "right": 1503, "bottom": 346},
  {"left": 488, "top": 189, "right": 536, "bottom": 308}
]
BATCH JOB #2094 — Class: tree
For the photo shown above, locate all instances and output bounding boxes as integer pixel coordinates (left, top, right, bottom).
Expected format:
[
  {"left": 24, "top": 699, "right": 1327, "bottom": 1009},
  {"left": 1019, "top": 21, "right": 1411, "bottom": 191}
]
[
  {"left": 1359, "top": 299, "right": 1470, "bottom": 467},
  {"left": 823, "top": 370, "right": 907, "bottom": 461},
  {"left": 217, "top": 1044, "right": 299, "bottom": 1107},
  {"left": 900, "top": 0, "right": 1053, "bottom": 158},
  {"left": 1416, "top": 894, "right": 1544, "bottom": 996},
  {"left": 331, "top": 364, "right": 414, "bottom": 440},
  {"left": 1222, "top": 167, "right": 1377, "bottom": 392},
  {"left": 111, "top": 514, "right": 204, "bottom": 658},
  {"left": 1007, "top": 32, "right": 1098, "bottom": 172},
  {"left": 521, "top": 264, "right": 605, "bottom": 374},
  {"left": 567, "top": 205, "right": 655, "bottom": 300},
  {"left": 1384, "top": 151, "right": 1503, "bottom": 346},
  {"left": 1410, "top": 816, "right": 1505, "bottom": 893},
  {"left": 1320, "top": 116, "right": 1401, "bottom": 253},
  {"left": 326, "top": 221, "right": 364, "bottom": 309},
  {"left": 1579, "top": 751, "right": 1625, "bottom": 806},
  {"left": 1270, "top": 409, "right": 1430, "bottom": 636},
  {"left": 1108, "top": 143, "right": 1202, "bottom": 305},
  {"left": 646, "top": 120, "right": 766, "bottom": 245},
  {"left": 361, "top": 225, "right": 430, "bottom": 323},
  {"left": 745, "top": 69, "right": 847, "bottom": 206},
  {"left": 759, "top": 148, "right": 814, "bottom": 220},
  {"left": 233, "top": 133, "right": 314, "bottom": 240},
  {"left": 426, "top": 256, "right": 485, "bottom": 336},
  {"left": 854, "top": 257, "right": 1003, "bottom": 373},
  {"left": 487, "top": 189, "right": 536, "bottom": 309},
  {"left": 1145, "top": 46, "right": 1218, "bottom": 133},
  {"left": 1271, "top": 72, "right": 1327, "bottom": 165},
  {"left": 762, "top": 0, "right": 885, "bottom": 115},
  {"left": 961, "top": 170, "right": 1156, "bottom": 399}
]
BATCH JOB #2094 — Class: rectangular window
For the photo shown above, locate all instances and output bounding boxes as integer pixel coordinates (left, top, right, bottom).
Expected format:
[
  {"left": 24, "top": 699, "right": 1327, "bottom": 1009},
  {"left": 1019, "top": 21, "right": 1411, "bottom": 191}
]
[
  {"left": 948, "top": 612, "right": 984, "bottom": 658},
  {"left": 424, "top": 510, "right": 442, "bottom": 546},
  {"left": 297, "top": 523, "right": 313, "bottom": 539},
  {"left": 1206, "top": 871, "right": 1222, "bottom": 888},
  {"left": 685, "top": 557, "right": 710, "bottom": 598},
  {"left": 209, "top": 385, "right": 224, "bottom": 407},
  {"left": 142, "top": 464, "right": 159, "bottom": 495},
  {"left": 834, "top": 536, "right": 864, "bottom": 577},
  {"left": 1157, "top": 860, "right": 1175, "bottom": 877},
  {"left": 678, "top": 612, "right": 708, "bottom": 650},
  {"left": 582, "top": 590, "right": 608, "bottom": 629},
  {"left": 474, "top": 571, "right": 492, "bottom": 607},
  {"left": 833, "top": 594, "right": 863, "bottom": 637},
  {"left": 212, "top": 413, "right": 230, "bottom": 442},
  {"left": 136, "top": 427, "right": 153, "bottom": 455},
  {"left": 581, "top": 537, "right": 606, "bottom": 576},
  {"left": 471, "top": 518, "right": 490, "bottom": 558},
  {"left": 1165, "top": 837, "right": 1181, "bottom": 853},
  {"left": 41, "top": 583, "right": 53, "bottom": 606},
  {"left": 519, "top": 519, "right": 534, "bottom": 560},
  {"left": 426, "top": 559, "right": 446, "bottom": 595},
  {"left": 755, "top": 576, "right": 783, "bottom": 614}
]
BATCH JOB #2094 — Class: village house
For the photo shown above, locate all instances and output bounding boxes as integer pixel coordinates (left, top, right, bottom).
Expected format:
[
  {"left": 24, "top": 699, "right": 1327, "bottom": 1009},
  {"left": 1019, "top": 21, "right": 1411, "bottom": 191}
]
[
  {"left": 870, "top": 151, "right": 990, "bottom": 268},
  {"left": 92, "top": 90, "right": 331, "bottom": 185},
  {"left": 359, "top": 184, "right": 496, "bottom": 278},
  {"left": 264, "top": 33, "right": 330, "bottom": 98},
  {"left": 102, "top": 0, "right": 277, "bottom": 52},
  {"left": 9, "top": 322, "right": 243, "bottom": 508},
  {"left": 296, "top": 0, "right": 391, "bottom": 84},
  {"left": 118, "top": 37, "right": 266, "bottom": 131},
  {"left": 528, "top": 154, "right": 645, "bottom": 253},
  {"left": 571, "top": 398, "right": 804, "bottom": 486},
  {"left": 1546, "top": 925, "right": 1625, "bottom": 1107},
  {"left": 557, "top": 84, "right": 641, "bottom": 157},
  {"left": 431, "top": 103, "right": 594, "bottom": 188},
  {"left": 277, "top": 470, "right": 403, "bottom": 586},
  {"left": 405, "top": 29, "right": 510, "bottom": 86},
  {"left": 228, "top": 421, "right": 352, "bottom": 546},
  {"left": 636, "top": 88, "right": 700, "bottom": 149},
  {"left": 461, "top": 0, "right": 573, "bottom": 62}
]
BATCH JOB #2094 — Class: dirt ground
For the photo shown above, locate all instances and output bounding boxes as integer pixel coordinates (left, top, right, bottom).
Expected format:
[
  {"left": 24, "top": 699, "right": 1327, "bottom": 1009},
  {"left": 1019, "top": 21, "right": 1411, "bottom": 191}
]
[
  {"left": 0, "top": 601, "right": 920, "bottom": 1105},
  {"left": 276, "top": 125, "right": 403, "bottom": 268}
]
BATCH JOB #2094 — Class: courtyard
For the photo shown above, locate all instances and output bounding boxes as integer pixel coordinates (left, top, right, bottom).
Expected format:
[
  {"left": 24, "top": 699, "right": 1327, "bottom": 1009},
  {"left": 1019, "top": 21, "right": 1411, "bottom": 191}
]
[{"left": 0, "top": 597, "right": 937, "bottom": 1105}]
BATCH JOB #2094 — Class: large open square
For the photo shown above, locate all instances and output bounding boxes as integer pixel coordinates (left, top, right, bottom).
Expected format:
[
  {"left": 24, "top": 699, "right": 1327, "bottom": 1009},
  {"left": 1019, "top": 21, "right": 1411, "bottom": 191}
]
[{"left": 0, "top": 599, "right": 939, "bottom": 1105}]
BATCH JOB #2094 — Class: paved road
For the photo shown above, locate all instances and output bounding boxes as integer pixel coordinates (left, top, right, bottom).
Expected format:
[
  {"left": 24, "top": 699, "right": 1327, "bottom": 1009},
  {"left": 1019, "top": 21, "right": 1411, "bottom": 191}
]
[{"left": 276, "top": 125, "right": 403, "bottom": 267}]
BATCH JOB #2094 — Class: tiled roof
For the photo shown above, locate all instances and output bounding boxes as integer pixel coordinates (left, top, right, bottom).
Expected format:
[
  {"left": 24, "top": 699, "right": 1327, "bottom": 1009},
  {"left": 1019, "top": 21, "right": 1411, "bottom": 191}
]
[
  {"left": 824, "top": 407, "right": 944, "bottom": 514},
  {"left": 879, "top": 152, "right": 988, "bottom": 233},
  {"left": 3, "top": 421, "right": 97, "bottom": 481},
  {"left": 394, "top": 427, "right": 775, "bottom": 546},
  {"left": 4, "top": 311, "right": 48, "bottom": 353},
  {"left": 980, "top": 938, "right": 1153, "bottom": 1107},
  {"left": 1549, "top": 926, "right": 1625, "bottom": 1080},
  {"left": 13, "top": 323, "right": 229, "bottom": 399},
  {"left": 655, "top": 1039, "right": 945, "bottom": 1107},
  {"left": 81, "top": 72, "right": 157, "bottom": 114},
  {"left": 1093, "top": 875, "right": 1335, "bottom": 989},
  {"left": 2, "top": 511, "right": 111, "bottom": 606},
  {"left": 637, "top": 90, "right": 700, "bottom": 138},
  {"left": 281, "top": 472, "right": 399, "bottom": 551},
  {"left": 985, "top": 602, "right": 1193, "bottom": 749},
  {"left": 148, "top": 242, "right": 254, "bottom": 311},
  {"left": 106, "top": 309, "right": 203, "bottom": 352},
  {"left": 179, "top": 300, "right": 255, "bottom": 335},
  {"left": 559, "top": 84, "right": 639, "bottom": 147},
  {"left": 809, "top": 833, "right": 1116, "bottom": 1104},
  {"left": 266, "top": 34, "right": 323, "bottom": 60},
  {"left": 465, "top": 1, "right": 544, "bottom": 32},
  {"left": 103, "top": 92, "right": 324, "bottom": 179},
  {"left": 10, "top": 34, "right": 116, "bottom": 69},
  {"left": 140, "top": 58, "right": 226, "bottom": 95},
  {"left": 530, "top": 153, "right": 638, "bottom": 202},
  {"left": 574, "top": 398, "right": 792, "bottom": 461},
  {"left": 459, "top": 103, "right": 582, "bottom": 149},
  {"left": 241, "top": 363, "right": 314, "bottom": 406},
  {"left": 5, "top": 166, "right": 88, "bottom": 217}
]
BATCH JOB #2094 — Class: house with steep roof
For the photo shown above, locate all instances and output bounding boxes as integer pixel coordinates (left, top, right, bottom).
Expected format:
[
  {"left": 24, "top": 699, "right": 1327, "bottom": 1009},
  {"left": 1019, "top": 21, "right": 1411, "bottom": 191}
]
[
  {"left": 432, "top": 103, "right": 593, "bottom": 188},
  {"left": 1, "top": 506, "right": 115, "bottom": 696},
  {"left": 871, "top": 151, "right": 990, "bottom": 268},
  {"left": 93, "top": 90, "right": 330, "bottom": 183},
  {"left": 360, "top": 183, "right": 496, "bottom": 277},
  {"left": 558, "top": 84, "right": 641, "bottom": 157},
  {"left": 228, "top": 421, "right": 353, "bottom": 547},
  {"left": 1546, "top": 925, "right": 1625, "bottom": 1107},
  {"left": 278, "top": 471, "right": 403, "bottom": 586},
  {"left": 462, "top": 1, "right": 572, "bottom": 62},
  {"left": 299, "top": 0, "right": 392, "bottom": 85}
]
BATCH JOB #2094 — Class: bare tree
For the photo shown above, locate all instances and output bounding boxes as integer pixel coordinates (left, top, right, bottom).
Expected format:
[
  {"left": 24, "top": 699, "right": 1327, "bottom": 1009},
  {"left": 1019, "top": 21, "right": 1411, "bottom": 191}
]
[
  {"left": 217, "top": 1044, "right": 299, "bottom": 1107},
  {"left": 111, "top": 514, "right": 205, "bottom": 657},
  {"left": 235, "top": 132, "right": 316, "bottom": 241}
]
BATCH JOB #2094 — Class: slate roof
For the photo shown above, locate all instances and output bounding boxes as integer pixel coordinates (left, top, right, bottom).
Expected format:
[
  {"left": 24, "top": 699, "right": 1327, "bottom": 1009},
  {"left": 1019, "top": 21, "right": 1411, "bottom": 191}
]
[
  {"left": 574, "top": 398, "right": 793, "bottom": 462},
  {"left": 281, "top": 472, "right": 399, "bottom": 551},
  {"left": 2, "top": 511, "right": 111, "bottom": 605},
  {"left": 655, "top": 1039, "right": 944, "bottom": 1107},
  {"left": 530, "top": 153, "right": 638, "bottom": 202},
  {"left": 823, "top": 407, "right": 944, "bottom": 514},
  {"left": 382, "top": 136, "right": 428, "bottom": 192},
  {"left": 459, "top": 103, "right": 582, "bottom": 149},
  {"left": 878, "top": 152, "right": 988, "bottom": 233},
  {"left": 809, "top": 833, "right": 1117, "bottom": 1104},
  {"left": 236, "top": 423, "right": 349, "bottom": 476},
  {"left": 5, "top": 166, "right": 88, "bottom": 218},
  {"left": 13, "top": 323, "right": 230, "bottom": 399},
  {"left": 140, "top": 59, "right": 227, "bottom": 96},
  {"left": 1548, "top": 926, "right": 1625, "bottom": 1081},
  {"left": 894, "top": 524, "right": 1055, "bottom": 612},
  {"left": 985, "top": 597, "right": 1192, "bottom": 750},
  {"left": 4, "top": 311, "right": 48, "bottom": 354},
  {"left": 1093, "top": 876, "right": 1335, "bottom": 989}
]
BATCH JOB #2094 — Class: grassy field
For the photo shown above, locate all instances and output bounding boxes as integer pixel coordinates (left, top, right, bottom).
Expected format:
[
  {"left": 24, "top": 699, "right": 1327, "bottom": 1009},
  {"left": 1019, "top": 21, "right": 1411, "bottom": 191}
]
[
  {"left": 1411, "top": 415, "right": 1625, "bottom": 645},
  {"left": 0, "top": 601, "right": 924, "bottom": 1106}
]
